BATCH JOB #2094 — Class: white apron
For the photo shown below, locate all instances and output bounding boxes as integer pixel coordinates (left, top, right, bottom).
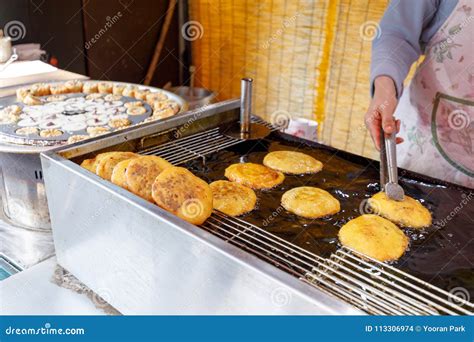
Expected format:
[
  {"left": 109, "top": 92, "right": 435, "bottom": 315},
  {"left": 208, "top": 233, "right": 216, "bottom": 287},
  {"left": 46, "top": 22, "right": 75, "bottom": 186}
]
[{"left": 395, "top": 0, "right": 474, "bottom": 189}]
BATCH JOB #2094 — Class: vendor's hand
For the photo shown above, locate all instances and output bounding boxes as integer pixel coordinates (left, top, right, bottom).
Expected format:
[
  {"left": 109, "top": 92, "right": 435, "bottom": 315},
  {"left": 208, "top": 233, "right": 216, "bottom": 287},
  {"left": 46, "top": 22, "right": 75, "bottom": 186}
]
[{"left": 365, "top": 76, "right": 403, "bottom": 150}]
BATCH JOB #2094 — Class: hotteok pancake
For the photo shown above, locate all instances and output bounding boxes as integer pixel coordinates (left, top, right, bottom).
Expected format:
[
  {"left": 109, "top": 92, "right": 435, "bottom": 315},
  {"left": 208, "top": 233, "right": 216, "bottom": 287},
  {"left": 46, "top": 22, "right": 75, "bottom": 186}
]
[
  {"left": 263, "top": 150, "right": 323, "bottom": 174},
  {"left": 338, "top": 214, "right": 409, "bottom": 262},
  {"left": 224, "top": 163, "right": 284, "bottom": 189},
  {"left": 210, "top": 180, "right": 257, "bottom": 216},
  {"left": 368, "top": 192, "right": 432, "bottom": 229},
  {"left": 281, "top": 186, "right": 340, "bottom": 219},
  {"left": 152, "top": 166, "right": 213, "bottom": 225}
]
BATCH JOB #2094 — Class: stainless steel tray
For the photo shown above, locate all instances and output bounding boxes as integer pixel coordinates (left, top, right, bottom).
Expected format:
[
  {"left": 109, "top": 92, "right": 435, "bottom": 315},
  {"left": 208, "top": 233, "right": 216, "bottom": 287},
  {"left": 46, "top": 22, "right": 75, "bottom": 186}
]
[
  {"left": 0, "top": 81, "right": 187, "bottom": 230},
  {"left": 41, "top": 99, "right": 473, "bottom": 315}
]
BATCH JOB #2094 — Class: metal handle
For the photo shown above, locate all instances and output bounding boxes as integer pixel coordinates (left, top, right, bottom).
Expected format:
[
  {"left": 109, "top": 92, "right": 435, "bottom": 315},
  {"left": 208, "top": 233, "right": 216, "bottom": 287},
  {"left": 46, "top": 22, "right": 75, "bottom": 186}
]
[
  {"left": 240, "top": 78, "right": 253, "bottom": 137},
  {"left": 379, "top": 129, "right": 387, "bottom": 189},
  {"left": 384, "top": 133, "right": 398, "bottom": 183}
]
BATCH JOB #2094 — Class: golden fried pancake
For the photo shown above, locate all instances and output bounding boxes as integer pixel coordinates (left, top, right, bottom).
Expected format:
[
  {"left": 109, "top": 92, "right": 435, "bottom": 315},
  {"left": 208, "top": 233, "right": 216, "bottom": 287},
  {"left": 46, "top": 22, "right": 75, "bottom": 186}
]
[
  {"left": 210, "top": 180, "right": 257, "bottom": 216},
  {"left": 263, "top": 151, "right": 323, "bottom": 174},
  {"left": 281, "top": 186, "right": 340, "bottom": 219},
  {"left": 95, "top": 152, "right": 137, "bottom": 180},
  {"left": 80, "top": 152, "right": 116, "bottom": 173},
  {"left": 368, "top": 192, "right": 432, "bottom": 229},
  {"left": 338, "top": 214, "right": 409, "bottom": 262},
  {"left": 111, "top": 159, "right": 134, "bottom": 189},
  {"left": 224, "top": 163, "right": 285, "bottom": 189},
  {"left": 126, "top": 156, "right": 173, "bottom": 202},
  {"left": 152, "top": 167, "right": 213, "bottom": 225}
]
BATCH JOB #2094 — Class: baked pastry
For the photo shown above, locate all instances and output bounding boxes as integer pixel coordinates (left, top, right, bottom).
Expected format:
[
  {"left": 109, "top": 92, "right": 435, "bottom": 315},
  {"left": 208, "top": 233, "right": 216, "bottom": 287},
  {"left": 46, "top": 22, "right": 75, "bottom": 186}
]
[
  {"left": 30, "top": 83, "right": 51, "bottom": 96},
  {"left": 104, "top": 94, "right": 122, "bottom": 102},
  {"left": 23, "top": 94, "right": 43, "bottom": 106},
  {"left": 80, "top": 152, "right": 117, "bottom": 173},
  {"left": 98, "top": 82, "right": 113, "bottom": 94},
  {"left": 112, "top": 84, "right": 125, "bottom": 95},
  {"left": 124, "top": 101, "right": 143, "bottom": 109},
  {"left": 83, "top": 82, "right": 99, "bottom": 94},
  {"left": 39, "top": 128, "right": 63, "bottom": 137},
  {"left": 67, "top": 135, "right": 89, "bottom": 144},
  {"left": 127, "top": 106, "right": 146, "bottom": 116},
  {"left": 111, "top": 159, "right": 134, "bottom": 190},
  {"left": 146, "top": 92, "right": 167, "bottom": 104},
  {"left": 0, "top": 114, "right": 19, "bottom": 124},
  {"left": 153, "top": 100, "right": 179, "bottom": 112},
  {"left": 95, "top": 152, "right": 138, "bottom": 180},
  {"left": 338, "top": 214, "right": 409, "bottom": 262},
  {"left": 210, "top": 180, "right": 257, "bottom": 216},
  {"left": 16, "top": 87, "right": 31, "bottom": 102},
  {"left": 224, "top": 163, "right": 285, "bottom": 189},
  {"left": 152, "top": 166, "right": 213, "bottom": 225},
  {"left": 122, "top": 85, "right": 137, "bottom": 98},
  {"left": 65, "top": 80, "right": 83, "bottom": 93},
  {"left": 49, "top": 84, "right": 69, "bottom": 95},
  {"left": 134, "top": 88, "right": 150, "bottom": 101},
  {"left": 263, "top": 151, "right": 323, "bottom": 174},
  {"left": 1, "top": 105, "right": 22, "bottom": 116},
  {"left": 108, "top": 118, "right": 131, "bottom": 129},
  {"left": 15, "top": 127, "right": 39, "bottom": 135},
  {"left": 87, "top": 126, "right": 110, "bottom": 136},
  {"left": 85, "top": 93, "right": 104, "bottom": 100},
  {"left": 46, "top": 95, "right": 67, "bottom": 102},
  {"left": 368, "top": 192, "right": 432, "bottom": 229},
  {"left": 152, "top": 107, "right": 176, "bottom": 119},
  {"left": 281, "top": 186, "right": 340, "bottom": 219},
  {"left": 126, "top": 156, "right": 173, "bottom": 202}
]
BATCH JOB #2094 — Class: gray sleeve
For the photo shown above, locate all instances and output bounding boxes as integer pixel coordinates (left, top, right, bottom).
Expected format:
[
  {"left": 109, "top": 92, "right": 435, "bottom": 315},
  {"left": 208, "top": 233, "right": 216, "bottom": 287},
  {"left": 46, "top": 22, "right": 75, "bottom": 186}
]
[{"left": 370, "top": 0, "right": 442, "bottom": 98}]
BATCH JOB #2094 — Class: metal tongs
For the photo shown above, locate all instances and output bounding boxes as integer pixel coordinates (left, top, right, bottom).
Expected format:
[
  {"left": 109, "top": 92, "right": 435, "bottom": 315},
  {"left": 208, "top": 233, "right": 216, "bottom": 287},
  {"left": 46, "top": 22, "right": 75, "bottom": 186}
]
[{"left": 380, "top": 128, "right": 405, "bottom": 201}]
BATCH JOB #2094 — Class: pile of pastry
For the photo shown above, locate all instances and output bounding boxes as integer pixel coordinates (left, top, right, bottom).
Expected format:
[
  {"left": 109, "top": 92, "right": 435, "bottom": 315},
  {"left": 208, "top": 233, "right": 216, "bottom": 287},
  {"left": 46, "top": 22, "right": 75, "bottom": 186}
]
[
  {"left": 14, "top": 80, "right": 180, "bottom": 120},
  {"left": 81, "top": 152, "right": 214, "bottom": 225},
  {"left": 0, "top": 81, "right": 182, "bottom": 144}
]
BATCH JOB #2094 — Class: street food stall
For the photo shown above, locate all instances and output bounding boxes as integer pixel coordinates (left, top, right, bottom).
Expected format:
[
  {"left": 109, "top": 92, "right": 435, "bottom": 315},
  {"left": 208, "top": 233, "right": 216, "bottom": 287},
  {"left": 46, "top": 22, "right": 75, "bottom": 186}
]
[{"left": 0, "top": 0, "right": 472, "bottom": 320}]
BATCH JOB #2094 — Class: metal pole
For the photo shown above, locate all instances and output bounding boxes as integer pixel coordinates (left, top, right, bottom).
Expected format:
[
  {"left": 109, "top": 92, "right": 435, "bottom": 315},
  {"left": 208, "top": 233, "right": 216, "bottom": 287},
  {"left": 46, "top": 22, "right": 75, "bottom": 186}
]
[{"left": 240, "top": 78, "right": 253, "bottom": 137}]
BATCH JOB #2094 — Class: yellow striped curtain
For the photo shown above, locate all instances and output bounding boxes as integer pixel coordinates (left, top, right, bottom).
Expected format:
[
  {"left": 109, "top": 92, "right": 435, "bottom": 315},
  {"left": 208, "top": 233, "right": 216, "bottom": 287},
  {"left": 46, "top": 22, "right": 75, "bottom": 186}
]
[{"left": 189, "top": 0, "right": 391, "bottom": 159}]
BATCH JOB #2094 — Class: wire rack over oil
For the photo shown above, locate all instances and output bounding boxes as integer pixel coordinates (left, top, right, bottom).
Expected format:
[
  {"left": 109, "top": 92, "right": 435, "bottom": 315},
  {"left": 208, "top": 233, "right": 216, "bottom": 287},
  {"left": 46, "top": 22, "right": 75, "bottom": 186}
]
[
  {"left": 202, "top": 211, "right": 473, "bottom": 315},
  {"left": 141, "top": 117, "right": 280, "bottom": 165}
]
